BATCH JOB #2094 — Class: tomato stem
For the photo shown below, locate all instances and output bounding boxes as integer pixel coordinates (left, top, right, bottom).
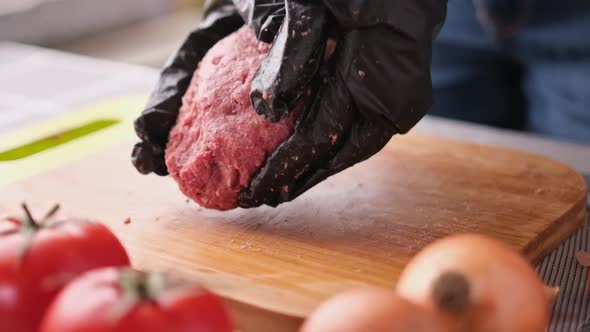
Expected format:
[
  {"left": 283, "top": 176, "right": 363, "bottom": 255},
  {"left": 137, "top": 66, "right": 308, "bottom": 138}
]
[
  {"left": 42, "top": 204, "right": 61, "bottom": 223},
  {"left": 119, "top": 270, "right": 164, "bottom": 302},
  {"left": 20, "top": 203, "right": 61, "bottom": 229},
  {"left": 15, "top": 203, "right": 60, "bottom": 267},
  {"left": 21, "top": 203, "right": 39, "bottom": 229},
  {"left": 134, "top": 272, "right": 165, "bottom": 301},
  {"left": 109, "top": 270, "right": 167, "bottom": 324},
  {"left": 136, "top": 275, "right": 150, "bottom": 300}
]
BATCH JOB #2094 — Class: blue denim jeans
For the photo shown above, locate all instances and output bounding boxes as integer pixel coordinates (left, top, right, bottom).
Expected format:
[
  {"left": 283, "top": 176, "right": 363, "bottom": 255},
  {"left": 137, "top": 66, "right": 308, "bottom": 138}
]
[{"left": 431, "top": 0, "right": 590, "bottom": 144}]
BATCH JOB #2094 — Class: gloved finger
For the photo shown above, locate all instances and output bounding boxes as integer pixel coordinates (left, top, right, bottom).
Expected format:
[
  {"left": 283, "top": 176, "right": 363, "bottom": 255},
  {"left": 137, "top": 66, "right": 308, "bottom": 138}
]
[
  {"left": 255, "top": 4, "right": 285, "bottom": 43},
  {"left": 134, "top": 108, "right": 178, "bottom": 149},
  {"left": 238, "top": 67, "right": 354, "bottom": 208},
  {"left": 233, "top": 0, "right": 284, "bottom": 42},
  {"left": 250, "top": 0, "right": 327, "bottom": 122},
  {"left": 256, "top": 7, "right": 287, "bottom": 44},
  {"left": 131, "top": 142, "right": 168, "bottom": 176},
  {"left": 132, "top": 7, "right": 243, "bottom": 175}
]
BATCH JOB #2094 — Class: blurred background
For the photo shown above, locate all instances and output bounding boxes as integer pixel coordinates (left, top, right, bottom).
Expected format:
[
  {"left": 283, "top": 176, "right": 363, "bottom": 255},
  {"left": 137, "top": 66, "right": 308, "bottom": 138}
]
[
  {"left": 0, "top": 0, "right": 204, "bottom": 67},
  {"left": 1, "top": 0, "right": 589, "bottom": 146}
]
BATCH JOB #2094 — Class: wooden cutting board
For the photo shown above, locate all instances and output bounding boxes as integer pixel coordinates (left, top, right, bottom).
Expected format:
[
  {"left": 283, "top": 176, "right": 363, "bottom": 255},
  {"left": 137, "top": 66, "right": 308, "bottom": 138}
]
[{"left": 0, "top": 114, "right": 587, "bottom": 331}]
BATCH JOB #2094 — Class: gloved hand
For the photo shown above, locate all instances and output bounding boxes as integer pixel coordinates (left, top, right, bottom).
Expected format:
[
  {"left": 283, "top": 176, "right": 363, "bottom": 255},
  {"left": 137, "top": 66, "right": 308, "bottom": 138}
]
[
  {"left": 239, "top": 0, "right": 447, "bottom": 207},
  {"left": 132, "top": 0, "right": 447, "bottom": 208}
]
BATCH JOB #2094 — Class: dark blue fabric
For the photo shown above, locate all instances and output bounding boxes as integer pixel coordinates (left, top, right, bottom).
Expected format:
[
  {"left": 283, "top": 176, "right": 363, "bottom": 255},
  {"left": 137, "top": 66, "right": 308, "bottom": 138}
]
[
  {"left": 474, "top": 0, "right": 532, "bottom": 36},
  {"left": 430, "top": 0, "right": 590, "bottom": 144},
  {"left": 475, "top": 0, "right": 530, "bottom": 21}
]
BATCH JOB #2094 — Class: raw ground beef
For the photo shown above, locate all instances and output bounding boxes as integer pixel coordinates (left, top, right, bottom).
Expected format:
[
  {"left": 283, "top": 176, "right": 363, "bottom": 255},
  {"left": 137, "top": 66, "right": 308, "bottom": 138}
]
[{"left": 165, "top": 26, "right": 301, "bottom": 210}]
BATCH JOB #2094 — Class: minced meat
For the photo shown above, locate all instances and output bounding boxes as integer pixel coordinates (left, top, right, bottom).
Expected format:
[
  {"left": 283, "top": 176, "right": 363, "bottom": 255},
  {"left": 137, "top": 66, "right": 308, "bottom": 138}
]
[{"left": 165, "top": 26, "right": 301, "bottom": 210}]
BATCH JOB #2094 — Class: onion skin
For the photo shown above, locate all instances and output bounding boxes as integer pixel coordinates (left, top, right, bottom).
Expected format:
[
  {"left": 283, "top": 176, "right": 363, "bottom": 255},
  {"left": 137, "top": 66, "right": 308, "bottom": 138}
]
[
  {"left": 396, "top": 234, "right": 553, "bottom": 332},
  {"left": 300, "top": 287, "right": 444, "bottom": 332}
]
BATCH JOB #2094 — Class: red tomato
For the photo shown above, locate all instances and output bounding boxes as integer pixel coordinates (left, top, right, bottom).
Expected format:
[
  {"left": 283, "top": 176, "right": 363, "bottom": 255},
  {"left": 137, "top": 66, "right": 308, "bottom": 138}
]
[
  {"left": 0, "top": 204, "right": 130, "bottom": 332},
  {"left": 40, "top": 267, "right": 233, "bottom": 332}
]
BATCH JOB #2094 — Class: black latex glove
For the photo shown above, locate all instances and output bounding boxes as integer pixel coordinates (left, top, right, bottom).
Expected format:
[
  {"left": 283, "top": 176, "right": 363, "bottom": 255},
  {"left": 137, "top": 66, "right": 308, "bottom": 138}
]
[{"left": 238, "top": 0, "right": 448, "bottom": 207}]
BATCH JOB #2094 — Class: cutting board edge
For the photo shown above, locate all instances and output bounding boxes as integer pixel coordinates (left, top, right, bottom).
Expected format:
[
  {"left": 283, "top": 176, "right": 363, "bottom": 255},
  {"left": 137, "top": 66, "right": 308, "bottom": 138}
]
[
  {"left": 225, "top": 297, "right": 303, "bottom": 332},
  {"left": 523, "top": 168, "right": 588, "bottom": 264},
  {"left": 524, "top": 196, "right": 588, "bottom": 265}
]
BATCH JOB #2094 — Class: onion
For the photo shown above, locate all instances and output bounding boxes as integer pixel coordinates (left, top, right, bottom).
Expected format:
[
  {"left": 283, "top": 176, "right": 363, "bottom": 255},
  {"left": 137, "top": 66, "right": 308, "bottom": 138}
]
[
  {"left": 395, "top": 234, "right": 556, "bottom": 332},
  {"left": 300, "top": 287, "right": 444, "bottom": 332}
]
